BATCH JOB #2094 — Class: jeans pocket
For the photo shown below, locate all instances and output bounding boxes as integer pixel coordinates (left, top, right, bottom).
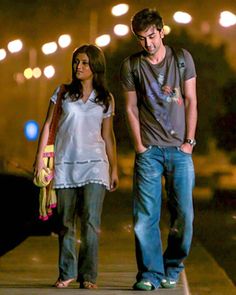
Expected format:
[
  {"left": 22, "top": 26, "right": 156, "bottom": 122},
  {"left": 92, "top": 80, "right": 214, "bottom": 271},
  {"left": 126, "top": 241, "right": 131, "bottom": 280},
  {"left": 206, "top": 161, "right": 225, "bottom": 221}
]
[
  {"left": 176, "top": 146, "right": 192, "bottom": 156},
  {"left": 136, "top": 145, "right": 152, "bottom": 156}
]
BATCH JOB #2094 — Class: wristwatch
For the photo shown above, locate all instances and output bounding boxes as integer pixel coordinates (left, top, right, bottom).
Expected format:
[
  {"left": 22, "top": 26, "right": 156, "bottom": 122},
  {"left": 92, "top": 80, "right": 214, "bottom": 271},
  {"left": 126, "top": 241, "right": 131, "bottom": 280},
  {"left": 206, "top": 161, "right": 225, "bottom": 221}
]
[{"left": 185, "top": 138, "right": 196, "bottom": 147}]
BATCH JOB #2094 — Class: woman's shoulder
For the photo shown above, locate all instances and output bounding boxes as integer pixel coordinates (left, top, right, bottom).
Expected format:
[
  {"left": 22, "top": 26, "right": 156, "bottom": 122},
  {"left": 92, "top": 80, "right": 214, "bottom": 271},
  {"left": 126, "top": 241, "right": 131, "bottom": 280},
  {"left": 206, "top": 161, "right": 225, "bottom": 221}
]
[{"left": 50, "top": 84, "right": 68, "bottom": 103}]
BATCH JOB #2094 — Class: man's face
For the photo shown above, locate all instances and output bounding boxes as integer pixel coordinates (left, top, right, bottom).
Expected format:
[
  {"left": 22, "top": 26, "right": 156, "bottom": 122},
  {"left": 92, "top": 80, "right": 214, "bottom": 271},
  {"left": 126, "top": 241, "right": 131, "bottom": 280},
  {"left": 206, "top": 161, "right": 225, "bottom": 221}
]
[{"left": 136, "top": 25, "right": 164, "bottom": 55}]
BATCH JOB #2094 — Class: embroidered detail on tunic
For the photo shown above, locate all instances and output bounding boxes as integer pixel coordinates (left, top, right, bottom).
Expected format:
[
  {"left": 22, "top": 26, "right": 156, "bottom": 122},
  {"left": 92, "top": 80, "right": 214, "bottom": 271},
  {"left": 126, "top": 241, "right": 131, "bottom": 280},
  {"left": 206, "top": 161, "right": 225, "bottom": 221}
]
[
  {"left": 55, "top": 159, "right": 108, "bottom": 165},
  {"left": 54, "top": 180, "right": 109, "bottom": 189}
]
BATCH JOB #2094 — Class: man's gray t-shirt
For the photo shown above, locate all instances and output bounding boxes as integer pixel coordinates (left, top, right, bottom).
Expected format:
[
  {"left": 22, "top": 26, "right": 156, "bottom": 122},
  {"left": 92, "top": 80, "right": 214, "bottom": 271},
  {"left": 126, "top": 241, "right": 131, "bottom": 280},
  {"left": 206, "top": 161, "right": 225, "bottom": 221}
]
[{"left": 120, "top": 45, "right": 196, "bottom": 147}]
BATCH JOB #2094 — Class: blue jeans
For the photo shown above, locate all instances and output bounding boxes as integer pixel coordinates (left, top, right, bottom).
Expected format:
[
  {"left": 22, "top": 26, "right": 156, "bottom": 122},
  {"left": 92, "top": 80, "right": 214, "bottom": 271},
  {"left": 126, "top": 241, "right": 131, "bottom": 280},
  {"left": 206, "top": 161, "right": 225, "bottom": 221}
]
[
  {"left": 56, "top": 183, "right": 105, "bottom": 283},
  {"left": 133, "top": 146, "right": 194, "bottom": 288}
]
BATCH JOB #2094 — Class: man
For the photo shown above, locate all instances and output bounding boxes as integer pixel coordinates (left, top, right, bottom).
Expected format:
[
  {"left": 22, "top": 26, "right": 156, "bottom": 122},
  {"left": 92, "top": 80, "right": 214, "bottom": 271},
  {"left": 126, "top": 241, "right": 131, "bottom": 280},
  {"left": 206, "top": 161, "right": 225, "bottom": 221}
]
[{"left": 120, "top": 8, "right": 197, "bottom": 291}]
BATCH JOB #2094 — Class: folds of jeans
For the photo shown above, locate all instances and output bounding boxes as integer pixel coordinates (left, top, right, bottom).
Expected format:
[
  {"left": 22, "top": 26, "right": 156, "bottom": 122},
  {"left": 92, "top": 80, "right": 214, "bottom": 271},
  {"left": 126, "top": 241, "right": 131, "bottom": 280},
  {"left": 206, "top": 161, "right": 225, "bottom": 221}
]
[
  {"left": 56, "top": 184, "right": 105, "bottom": 282},
  {"left": 133, "top": 146, "right": 194, "bottom": 285}
]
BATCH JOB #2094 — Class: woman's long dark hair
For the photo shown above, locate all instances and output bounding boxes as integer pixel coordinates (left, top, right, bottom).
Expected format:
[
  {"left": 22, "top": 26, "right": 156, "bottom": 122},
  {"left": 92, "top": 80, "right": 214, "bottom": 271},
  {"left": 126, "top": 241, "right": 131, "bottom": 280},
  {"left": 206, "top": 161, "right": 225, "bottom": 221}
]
[{"left": 66, "top": 44, "right": 111, "bottom": 112}]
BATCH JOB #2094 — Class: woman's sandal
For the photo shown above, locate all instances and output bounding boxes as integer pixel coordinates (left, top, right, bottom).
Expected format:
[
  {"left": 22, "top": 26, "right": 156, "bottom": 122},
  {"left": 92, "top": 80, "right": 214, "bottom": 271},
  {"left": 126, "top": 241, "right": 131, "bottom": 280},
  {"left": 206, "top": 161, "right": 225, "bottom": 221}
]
[
  {"left": 54, "top": 278, "right": 75, "bottom": 288},
  {"left": 82, "top": 281, "right": 98, "bottom": 289}
]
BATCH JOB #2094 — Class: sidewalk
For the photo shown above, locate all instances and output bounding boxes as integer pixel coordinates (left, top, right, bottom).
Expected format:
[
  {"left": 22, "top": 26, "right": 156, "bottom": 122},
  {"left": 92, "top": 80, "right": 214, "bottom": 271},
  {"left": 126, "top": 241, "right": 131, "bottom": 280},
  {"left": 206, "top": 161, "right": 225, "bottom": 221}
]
[
  {"left": 0, "top": 171, "right": 235, "bottom": 295},
  {"left": 0, "top": 229, "right": 189, "bottom": 295}
]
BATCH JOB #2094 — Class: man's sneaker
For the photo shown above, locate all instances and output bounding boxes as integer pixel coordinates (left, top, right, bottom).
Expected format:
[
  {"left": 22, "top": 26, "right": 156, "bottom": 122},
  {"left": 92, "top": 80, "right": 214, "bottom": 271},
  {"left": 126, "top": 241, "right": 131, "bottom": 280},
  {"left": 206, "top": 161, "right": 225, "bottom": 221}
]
[
  {"left": 161, "top": 278, "right": 177, "bottom": 288},
  {"left": 133, "top": 280, "right": 153, "bottom": 291}
]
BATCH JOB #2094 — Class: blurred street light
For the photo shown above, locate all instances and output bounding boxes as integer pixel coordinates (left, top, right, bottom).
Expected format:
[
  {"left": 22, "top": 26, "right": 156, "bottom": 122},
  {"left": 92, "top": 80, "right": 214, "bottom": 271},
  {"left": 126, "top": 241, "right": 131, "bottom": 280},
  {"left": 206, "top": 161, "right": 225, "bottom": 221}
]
[
  {"left": 23, "top": 67, "right": 42, "bottom": 80},
  {"left": 58, "top": 34, "right": 71, "bottom": 48},
  {"left": 111, "top": 4, "right": 129, "bottom": 16},
  {"left": 7, "top": 39, "right": 23, "bottom": 53},
  {"left": 32, "top": 67, "right": 42, "bottom": 79},
  {"left": 163, "top": 25, "right": 171, "bottom": 35},
  {"left": 173, "top": 11, "right": 192, "bottom": 24},
  {"left": 219, "top": 11, "right": 236, "bottom": 27},
  {"left": 0, "top": 49, "right": 7, "bottom": 61},
  {"left": 14, "top": 72, "right": 25, "bottom": 84},
  {"left": 41, "top": 41, "right": 58, "bottom": 55},
  {"left": 95, "top": 34, "right": 111, "bottom": 47},
  {"left": 43, "top": 65, "right": 55, "bottom": 78},
  {"left": 94, "top": 4, "right": 129, "bottom": 46},
  {"left": 24, "top": 68, "right": 33, "bottom": 79},
  {"left": 24, "top": 120, "right": 39, "bottom": 141},
  {"left": 113, "top": 24, "right": 129, "bottom": 36}
]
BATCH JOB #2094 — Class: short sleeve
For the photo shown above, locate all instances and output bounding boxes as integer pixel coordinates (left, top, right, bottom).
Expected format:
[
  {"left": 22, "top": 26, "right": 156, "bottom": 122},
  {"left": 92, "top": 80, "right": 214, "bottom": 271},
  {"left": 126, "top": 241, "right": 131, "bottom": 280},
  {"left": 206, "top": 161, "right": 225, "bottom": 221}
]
[
  {"left": 183, "top": 49, "right": 197, "bottom": 81},
  {"left": 103, "top": 95, "right": 115, "bottom": 118},
  {"left": 50, "top": 86, "right": 61, "bottom": 104},
  {"left": 120, "top": 57, "right": 136, "bottom": 92}
]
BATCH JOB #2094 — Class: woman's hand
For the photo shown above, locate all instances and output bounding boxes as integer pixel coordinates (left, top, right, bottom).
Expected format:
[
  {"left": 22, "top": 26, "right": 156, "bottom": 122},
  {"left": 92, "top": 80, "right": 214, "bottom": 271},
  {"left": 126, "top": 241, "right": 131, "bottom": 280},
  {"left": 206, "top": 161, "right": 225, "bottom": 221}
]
[
  {"left": 109, "top": 170, "right": 119, "bottom": 192},
  {"left": 33, "top": 156, "right": 46, "bottom": 178}
]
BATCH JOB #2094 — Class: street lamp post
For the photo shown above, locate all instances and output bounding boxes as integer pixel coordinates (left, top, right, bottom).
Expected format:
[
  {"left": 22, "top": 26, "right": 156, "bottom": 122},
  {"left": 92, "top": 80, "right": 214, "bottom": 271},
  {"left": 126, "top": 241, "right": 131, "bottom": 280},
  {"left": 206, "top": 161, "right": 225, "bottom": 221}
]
[{"left": 89, "top": 11, "right": 98, "bottom": 44}]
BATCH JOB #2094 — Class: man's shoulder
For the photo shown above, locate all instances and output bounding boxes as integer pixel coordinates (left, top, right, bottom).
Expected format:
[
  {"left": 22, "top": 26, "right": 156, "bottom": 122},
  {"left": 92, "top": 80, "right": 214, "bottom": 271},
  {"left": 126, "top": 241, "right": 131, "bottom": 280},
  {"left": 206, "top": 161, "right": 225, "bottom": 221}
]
[
  {"left": 167, "top": 45, "right": 193, "bottom": 60},
  {"left": 129, "top": 50, "right": 146, "bottom": 61},
  {"left": 122, "top": 51, "right": 145, "bottom": 63},
  {"left": 130, "top": 50, "right": 145, "bottom": 58},
  {"left": 121, "top": 51, "right": 143, "bottom": 74},
  {"left": 121, "top": 51, "right": 145, "bottom": 73}
]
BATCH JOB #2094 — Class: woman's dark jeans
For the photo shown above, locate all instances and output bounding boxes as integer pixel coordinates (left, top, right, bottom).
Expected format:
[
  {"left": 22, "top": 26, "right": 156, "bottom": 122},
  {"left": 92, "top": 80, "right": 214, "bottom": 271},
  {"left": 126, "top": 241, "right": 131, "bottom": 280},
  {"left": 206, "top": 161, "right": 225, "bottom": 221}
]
[{"left": 56, "top": 183, "right": 105, "bottom": 283}]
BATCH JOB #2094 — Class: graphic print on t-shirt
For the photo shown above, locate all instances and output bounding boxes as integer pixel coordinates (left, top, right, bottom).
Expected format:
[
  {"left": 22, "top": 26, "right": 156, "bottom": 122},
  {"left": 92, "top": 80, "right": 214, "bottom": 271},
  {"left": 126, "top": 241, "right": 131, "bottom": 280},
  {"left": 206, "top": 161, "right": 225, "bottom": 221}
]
[{"left": 146, "top": 73, "right": 183, "bottom": 135}]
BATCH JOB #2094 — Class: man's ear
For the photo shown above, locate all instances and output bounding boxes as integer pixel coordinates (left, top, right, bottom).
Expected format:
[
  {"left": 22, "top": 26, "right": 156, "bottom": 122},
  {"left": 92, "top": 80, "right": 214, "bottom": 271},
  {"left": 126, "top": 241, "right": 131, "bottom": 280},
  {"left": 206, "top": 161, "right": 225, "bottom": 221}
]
[{"left": 160, "top": 29, "right": 165, "bottom": 38}]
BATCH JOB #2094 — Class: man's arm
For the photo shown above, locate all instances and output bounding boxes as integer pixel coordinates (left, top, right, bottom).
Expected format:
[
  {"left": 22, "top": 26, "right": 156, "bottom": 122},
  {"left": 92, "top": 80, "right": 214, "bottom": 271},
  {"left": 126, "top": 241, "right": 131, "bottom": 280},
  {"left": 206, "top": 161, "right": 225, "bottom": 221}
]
[
  {"left": 124, "top": 90, "right": 147, "bottom": 153},
  {"left": 181, "top": 77, "right": 198, "bottom": 153}
]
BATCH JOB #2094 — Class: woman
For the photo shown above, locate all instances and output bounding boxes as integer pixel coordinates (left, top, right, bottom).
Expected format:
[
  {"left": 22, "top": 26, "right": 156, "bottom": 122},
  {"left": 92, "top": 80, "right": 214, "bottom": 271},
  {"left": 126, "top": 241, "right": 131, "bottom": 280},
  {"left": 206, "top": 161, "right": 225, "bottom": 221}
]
[{"left": 34, "top": 44, "right": 119, "bottom": 289}]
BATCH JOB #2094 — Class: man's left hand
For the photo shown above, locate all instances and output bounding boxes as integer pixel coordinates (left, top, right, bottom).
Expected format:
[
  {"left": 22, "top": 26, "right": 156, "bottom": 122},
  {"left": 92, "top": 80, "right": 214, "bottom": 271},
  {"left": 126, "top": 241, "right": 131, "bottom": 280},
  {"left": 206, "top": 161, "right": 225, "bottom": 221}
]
[{"left": 180, "top": 142, "right": 193, "bottom": 154}]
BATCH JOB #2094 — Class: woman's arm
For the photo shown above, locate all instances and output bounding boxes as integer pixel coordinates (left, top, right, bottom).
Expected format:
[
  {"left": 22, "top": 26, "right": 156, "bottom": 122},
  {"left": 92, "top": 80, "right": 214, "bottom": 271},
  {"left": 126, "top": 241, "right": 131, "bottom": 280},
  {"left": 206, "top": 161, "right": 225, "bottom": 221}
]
[
  {"left": 33, "top": 101, "right": 55, "bottom": 177},
  {"left": 102, "top": 96, "right": 119, "bottom": 191}
]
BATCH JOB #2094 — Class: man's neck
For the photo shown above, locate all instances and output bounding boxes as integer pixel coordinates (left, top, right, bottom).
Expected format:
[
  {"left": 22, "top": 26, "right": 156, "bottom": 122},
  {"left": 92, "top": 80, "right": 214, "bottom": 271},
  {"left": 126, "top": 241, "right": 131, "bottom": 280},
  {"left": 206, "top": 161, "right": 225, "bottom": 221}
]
[{"left": 146, "top": 45, "right": 166, "bottom": 65}]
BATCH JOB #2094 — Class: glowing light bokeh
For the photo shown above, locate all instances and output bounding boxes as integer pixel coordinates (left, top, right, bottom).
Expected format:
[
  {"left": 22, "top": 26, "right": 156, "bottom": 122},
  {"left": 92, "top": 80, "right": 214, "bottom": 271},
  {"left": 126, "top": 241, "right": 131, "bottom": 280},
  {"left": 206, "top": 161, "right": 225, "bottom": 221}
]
[
  {"left": 113, "top": 24, "right": 129, "bottom": 36},
  {"left": 41, "top": 42, "right": 58, "bottom": 55},
  {"left": 219, "top": 11, "right": 236, "bottom": 27},
  {"left": 7, "top": 39, "right": 23, "bottom": 53},
  {"left": 32, "top": 67, "right": 42, "bottom": 79},
  {"left": 43, "top": 65, "right": 55, "bottom": 78},
  {"left": 58, "top": 34, "right": 72, "bottom": 48},
  {"left": 24, "top": 68, "right": 33, "bottom": 79},
  {"left": 24, "top": 120, "right": 39, "bottom": 141},
  {"left": 14, "top": 72, "right": 25, "bottom": 84},
  {"left": 111, "top": 4, "right": 129, "bottom": 16},
  {"left": 0, "top": 49, "right": 7, "bottom": 61},
  {"left": 173, "top": 11, "right": 192, "bottom": 24},
  {"left": 163, "top": 25, "right": 171, "bottom": 35},
  {"left": 95, "top": 34, "right": 111, "bottom": 47}
]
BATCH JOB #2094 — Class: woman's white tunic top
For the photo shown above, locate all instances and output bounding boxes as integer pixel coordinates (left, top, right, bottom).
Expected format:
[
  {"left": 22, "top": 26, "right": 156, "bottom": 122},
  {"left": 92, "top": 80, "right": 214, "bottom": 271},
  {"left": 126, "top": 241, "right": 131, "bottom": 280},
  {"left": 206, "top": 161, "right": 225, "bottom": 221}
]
[{"left": 50, "top": 86, "right": 112, "bottom": 190}]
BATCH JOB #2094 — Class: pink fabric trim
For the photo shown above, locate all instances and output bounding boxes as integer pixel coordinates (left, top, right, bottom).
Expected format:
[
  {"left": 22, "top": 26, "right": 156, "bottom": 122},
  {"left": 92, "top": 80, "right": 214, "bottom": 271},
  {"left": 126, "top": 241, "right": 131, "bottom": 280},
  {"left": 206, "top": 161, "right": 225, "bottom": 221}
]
[
  {"left": 39, "top": 215, "right": 49, "bottom": 221},
  {"left": 43, "top": 152, "right": 54, "bottom": 157},
  {"left": 45, "top": 173, "right": 54, "bottom": 182}
]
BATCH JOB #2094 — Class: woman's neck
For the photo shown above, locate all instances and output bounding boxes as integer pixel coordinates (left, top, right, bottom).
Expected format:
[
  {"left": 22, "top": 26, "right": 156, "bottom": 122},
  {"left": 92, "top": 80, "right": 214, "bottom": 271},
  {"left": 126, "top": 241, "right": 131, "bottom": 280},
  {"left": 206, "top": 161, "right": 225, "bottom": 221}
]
[{"left": 81, "top": 80, "right": 93, "bottom": 102}]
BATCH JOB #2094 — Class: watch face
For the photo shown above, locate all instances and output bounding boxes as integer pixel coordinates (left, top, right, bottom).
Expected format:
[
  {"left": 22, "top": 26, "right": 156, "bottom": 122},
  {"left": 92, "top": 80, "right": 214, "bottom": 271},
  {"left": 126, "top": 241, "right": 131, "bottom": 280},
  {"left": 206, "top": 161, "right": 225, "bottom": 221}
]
[{"left": 186, "top": 139, "right": 196, "bottom": 146}]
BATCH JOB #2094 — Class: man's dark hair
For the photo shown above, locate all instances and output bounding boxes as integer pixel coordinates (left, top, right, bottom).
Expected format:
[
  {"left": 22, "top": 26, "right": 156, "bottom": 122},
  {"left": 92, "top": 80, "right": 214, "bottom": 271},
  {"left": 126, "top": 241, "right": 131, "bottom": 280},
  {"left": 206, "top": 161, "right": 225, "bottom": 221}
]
[{"left": 131, "top": 8, "right": 164, "bottom": 35}]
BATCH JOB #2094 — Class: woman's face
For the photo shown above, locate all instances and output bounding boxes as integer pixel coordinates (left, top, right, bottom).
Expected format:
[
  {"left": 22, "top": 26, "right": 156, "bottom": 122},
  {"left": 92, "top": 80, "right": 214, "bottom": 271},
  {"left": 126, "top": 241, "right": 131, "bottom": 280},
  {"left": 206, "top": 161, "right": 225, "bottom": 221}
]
[{"left": 73, "top": 53, "right": 93, "bottom": 81}]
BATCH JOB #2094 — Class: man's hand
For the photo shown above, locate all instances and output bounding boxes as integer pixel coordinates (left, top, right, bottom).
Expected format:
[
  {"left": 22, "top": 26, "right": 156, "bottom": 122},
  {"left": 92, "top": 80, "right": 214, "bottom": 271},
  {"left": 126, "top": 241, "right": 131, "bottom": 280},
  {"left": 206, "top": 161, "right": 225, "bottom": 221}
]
[{"left": 180, "top": 142, "right": 193, "bottom": 154}]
